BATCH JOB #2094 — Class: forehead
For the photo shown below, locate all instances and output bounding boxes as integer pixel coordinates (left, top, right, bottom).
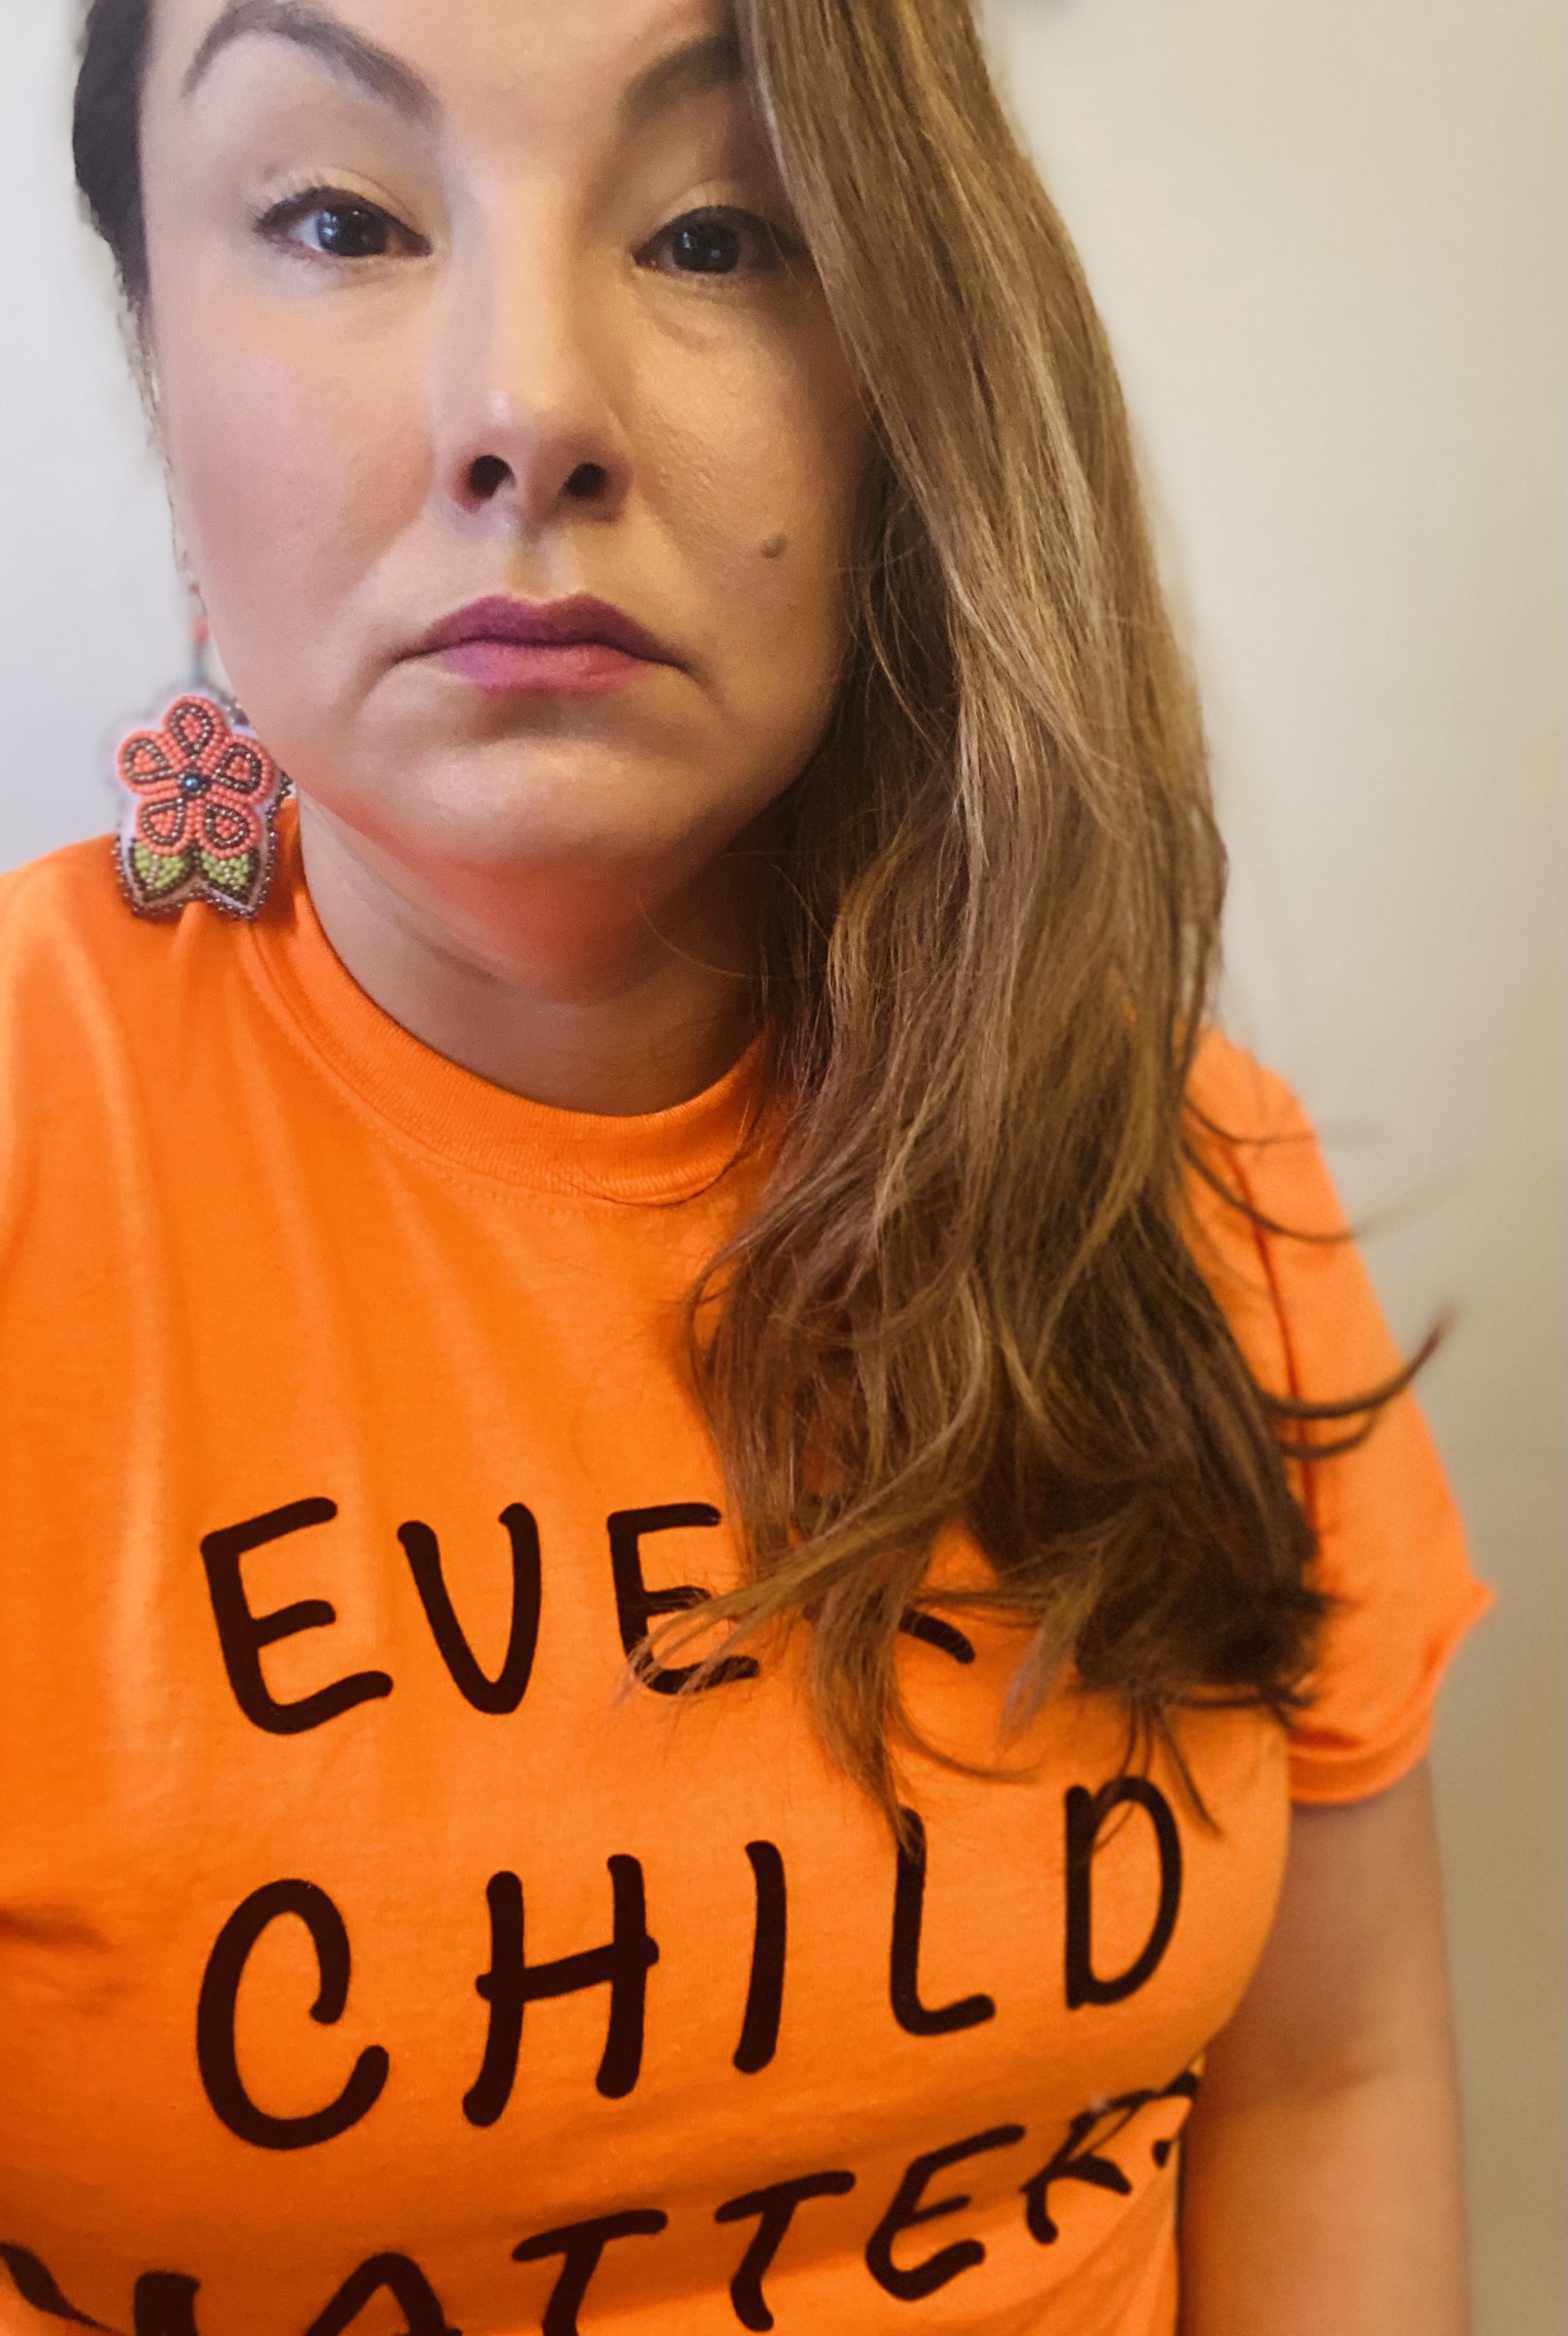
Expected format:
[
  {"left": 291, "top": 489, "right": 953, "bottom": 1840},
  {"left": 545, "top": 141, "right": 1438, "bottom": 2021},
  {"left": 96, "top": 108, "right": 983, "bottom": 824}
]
[{"left": 148, "top": 0, "right": 742, "bottom": 139}]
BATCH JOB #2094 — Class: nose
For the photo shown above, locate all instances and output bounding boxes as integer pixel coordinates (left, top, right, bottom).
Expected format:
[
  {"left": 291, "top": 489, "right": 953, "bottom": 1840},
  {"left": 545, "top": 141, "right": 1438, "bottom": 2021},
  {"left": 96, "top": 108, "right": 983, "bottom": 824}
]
[{"left": 430, "top": 196, "right": 633, "bottom": 536}]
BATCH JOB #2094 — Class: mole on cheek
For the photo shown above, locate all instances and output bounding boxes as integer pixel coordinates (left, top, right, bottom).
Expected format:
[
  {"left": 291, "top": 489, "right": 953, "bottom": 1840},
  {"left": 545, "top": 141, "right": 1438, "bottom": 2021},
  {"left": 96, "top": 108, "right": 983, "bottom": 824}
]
[{"left": 759, "top": 534, "right": 787, "bottom": 560}]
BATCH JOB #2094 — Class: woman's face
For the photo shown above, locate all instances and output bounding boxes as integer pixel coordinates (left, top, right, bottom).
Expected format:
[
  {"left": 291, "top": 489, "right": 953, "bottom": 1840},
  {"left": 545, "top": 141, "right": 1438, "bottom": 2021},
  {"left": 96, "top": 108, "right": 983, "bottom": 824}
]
[{"left": 138, "top": 0, "right": 869, "bottom": 917}]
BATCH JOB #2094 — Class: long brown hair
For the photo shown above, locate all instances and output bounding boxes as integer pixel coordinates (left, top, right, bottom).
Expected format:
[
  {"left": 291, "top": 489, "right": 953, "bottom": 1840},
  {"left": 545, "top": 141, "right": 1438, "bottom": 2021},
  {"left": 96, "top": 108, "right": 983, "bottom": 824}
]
[
  {"left": 74, "top": 0, "right": 1401, "bottom": 1814},
  {"left": 670, "top": 0, "right": 1343, "bottom": 1807}
]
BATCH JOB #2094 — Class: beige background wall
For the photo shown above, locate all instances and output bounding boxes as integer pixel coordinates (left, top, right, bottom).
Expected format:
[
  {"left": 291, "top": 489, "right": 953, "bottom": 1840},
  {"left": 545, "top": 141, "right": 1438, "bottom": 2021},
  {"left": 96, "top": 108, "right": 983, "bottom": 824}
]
[
  {"left": 984, "top": 7, "right": 1566, "bottom": 2328},
  {"left": 2, "top": 2, "right": 1563, "bottom": 2327}
]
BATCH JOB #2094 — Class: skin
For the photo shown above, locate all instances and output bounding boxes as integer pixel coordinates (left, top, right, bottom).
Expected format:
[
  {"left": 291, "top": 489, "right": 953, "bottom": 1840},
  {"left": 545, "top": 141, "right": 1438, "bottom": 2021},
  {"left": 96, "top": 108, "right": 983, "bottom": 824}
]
[
  {"left": 139, "top": 0, "right": 870, "bottom": 1113},
  {"left": 1181, "top": 1760, "right": 1471, "bottom": 2334},
  {"left": 136, "top": 3, "right": 1472, "bottom": 2321}
]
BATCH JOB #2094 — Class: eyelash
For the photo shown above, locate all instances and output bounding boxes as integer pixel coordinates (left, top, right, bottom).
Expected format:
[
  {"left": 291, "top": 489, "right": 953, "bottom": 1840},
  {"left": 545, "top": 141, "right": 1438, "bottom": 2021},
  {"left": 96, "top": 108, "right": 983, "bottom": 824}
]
[
  {"left": 636, "top": 206, "right": 802, "bottom": 280},
  {"left": 253, "top": 188, "right": 801, "bottom": 279},
  {"left": 255, "top": 185, "right": 428, "bottom": 262}
]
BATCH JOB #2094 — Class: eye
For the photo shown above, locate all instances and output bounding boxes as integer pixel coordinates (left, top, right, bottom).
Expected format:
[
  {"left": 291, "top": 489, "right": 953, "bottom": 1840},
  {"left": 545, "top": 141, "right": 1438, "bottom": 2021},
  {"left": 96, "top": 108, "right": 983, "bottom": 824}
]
[
  {"left": 638, "top": 206, "right": 797, "bottom": 280},
  {"left": 257, "top": 189, "right": 426, "bottom": 262}
]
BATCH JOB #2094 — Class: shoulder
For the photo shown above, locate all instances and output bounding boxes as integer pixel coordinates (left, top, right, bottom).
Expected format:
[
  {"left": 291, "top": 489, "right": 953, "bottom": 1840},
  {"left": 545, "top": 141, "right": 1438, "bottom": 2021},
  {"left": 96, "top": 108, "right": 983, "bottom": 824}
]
[
  {"left": 1179, "top": 1029, "right": 1361, "bottom": 1406},
  {"left": 0, "top": 835, "right": 202, "bottom": 1096},
  {"left": 0, "top": 830, "right": 120, "bottom": 933},
  {"left": 1184, "top": 1027, "right": 1347, "bottom": 1253},
  {"left": 0, "top": 832, "right": 149, "bottom": 1007},
  {"left": 0, "top": 841, "right": 124, "bottom": 1234},
  {"left": 0, "top": 834, "right": 245, "bottom": 1199},
  {"left": 1185, "top": 1026, "right": 1319, "bottom": 1171},
  {"left": 0, "top": 831, "right": 233, "bottom": 1027},
  {"left": 1181, "top": 1036, "right": 1488, "bottom": 1804}
]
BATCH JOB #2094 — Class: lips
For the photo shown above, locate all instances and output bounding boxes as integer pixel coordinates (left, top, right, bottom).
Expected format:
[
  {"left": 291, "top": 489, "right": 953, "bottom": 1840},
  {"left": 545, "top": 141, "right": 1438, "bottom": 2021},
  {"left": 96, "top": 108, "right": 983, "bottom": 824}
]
[
  {"left": 405, "top": 593, "right": 678, "bottom": 701},
  {"left": 413, "top": 593, "right": 675, "bottom": 664}
]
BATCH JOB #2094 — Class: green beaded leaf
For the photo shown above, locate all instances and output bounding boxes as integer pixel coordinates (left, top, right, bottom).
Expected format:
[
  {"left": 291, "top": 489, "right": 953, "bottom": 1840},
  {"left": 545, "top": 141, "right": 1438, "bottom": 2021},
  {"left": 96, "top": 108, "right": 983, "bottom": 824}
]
[
  {"left": 199, "top": 849, "right": 257, "bottom": 903},
  {"left": 132, "top": 841, "right": 190, "bottom": 896}
]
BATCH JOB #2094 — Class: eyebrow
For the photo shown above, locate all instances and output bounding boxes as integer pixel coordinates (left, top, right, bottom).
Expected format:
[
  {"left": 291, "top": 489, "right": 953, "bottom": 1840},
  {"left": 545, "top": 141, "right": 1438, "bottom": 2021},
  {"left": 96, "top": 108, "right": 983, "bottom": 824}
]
[
  {"left": 181, "top": 7, "right": 743, "bottom": 141},
  {"left": 181, "top": 2, "right": 441, "bottom": 127},
  {"left": 621, "top": 32, "right": 745, "bottom": 133}
]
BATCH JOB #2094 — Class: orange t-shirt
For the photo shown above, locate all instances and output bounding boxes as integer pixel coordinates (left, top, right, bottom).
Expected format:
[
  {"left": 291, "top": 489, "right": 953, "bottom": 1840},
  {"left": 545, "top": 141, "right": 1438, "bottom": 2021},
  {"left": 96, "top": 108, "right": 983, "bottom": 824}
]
[{"left": 0, "top": 817, "right": 1486, "bottom": 2336}]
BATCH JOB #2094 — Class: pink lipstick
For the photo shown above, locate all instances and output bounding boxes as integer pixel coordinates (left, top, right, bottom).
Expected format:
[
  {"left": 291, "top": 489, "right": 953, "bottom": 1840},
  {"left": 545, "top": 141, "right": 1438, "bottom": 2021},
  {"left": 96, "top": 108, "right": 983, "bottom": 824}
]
[{"left": 410, "top": 594, "right": 678, "bottom": 699}]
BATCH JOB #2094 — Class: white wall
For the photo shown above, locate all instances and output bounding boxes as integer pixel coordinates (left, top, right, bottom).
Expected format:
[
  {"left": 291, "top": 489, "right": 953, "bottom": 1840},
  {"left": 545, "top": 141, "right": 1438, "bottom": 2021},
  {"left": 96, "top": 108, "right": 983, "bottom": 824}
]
[
  {"left": 1, "top": 10, "right": 187, "bottom": 860},
  {"left": 987, "top": 6, "right": 1566, "bottom": 2326},
  {"left": 2, "top": 4, "right": 1563, "bottom": 2326}
]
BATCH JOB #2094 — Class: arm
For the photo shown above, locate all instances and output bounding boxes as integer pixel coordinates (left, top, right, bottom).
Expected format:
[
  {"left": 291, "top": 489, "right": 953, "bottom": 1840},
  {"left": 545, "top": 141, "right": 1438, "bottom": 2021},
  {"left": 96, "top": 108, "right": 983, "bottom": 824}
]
[{"left": 1178, "top": 1757, "right": 1470, "bottom": 2335}]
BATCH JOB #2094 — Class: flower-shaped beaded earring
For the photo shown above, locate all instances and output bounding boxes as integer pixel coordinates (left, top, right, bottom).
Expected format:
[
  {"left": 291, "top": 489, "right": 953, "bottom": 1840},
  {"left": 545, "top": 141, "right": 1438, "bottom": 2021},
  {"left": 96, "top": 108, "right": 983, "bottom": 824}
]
[{"left": 111, "top": 607, "right": 289, "bottom": 919}]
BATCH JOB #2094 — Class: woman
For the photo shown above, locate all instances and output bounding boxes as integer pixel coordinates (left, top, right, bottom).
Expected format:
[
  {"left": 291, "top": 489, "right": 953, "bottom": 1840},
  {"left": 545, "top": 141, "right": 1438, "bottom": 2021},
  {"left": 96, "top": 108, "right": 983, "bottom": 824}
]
[{"left": 0, "top": 1, "right": 1486, "bottom": 2331}]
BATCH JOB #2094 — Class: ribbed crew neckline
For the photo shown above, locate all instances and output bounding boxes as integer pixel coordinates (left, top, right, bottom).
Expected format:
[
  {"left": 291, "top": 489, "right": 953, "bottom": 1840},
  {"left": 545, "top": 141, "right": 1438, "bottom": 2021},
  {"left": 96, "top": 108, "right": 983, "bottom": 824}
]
[{"left": 239, "top": 803, "right": 770, "bottom": 1202}]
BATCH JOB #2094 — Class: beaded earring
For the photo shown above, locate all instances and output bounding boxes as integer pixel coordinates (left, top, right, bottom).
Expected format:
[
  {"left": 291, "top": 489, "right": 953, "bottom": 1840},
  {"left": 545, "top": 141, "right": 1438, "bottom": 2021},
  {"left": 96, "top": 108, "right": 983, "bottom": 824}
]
[{"left": 111, "top": 604, "right": 289, "bottom": 920}]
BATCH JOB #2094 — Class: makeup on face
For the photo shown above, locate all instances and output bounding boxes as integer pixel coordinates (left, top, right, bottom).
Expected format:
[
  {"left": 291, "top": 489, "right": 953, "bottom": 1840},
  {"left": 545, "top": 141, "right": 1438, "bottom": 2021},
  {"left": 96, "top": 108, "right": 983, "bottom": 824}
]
[
  {"left": 407, "top": 594, "right": 683, "bottom": 700},
  {"left": 141, "top": 0, "right": 868, "bottom": 982}
]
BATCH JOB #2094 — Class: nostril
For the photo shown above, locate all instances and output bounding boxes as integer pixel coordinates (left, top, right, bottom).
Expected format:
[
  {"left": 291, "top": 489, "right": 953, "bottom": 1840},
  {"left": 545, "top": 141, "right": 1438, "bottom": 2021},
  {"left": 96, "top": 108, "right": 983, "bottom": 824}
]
[
  {"left": 563, "top": 462, "right": 608, "bottom": 503},
  {"left": 468, "top": 454, "right": 513, "bottom": 501}
]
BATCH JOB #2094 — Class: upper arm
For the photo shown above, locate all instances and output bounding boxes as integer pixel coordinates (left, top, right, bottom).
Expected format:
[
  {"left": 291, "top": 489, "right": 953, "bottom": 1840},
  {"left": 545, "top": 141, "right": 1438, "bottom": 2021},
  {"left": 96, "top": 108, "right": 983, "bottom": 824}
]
[
  {"left": 1198, "top": 1758, "right": 1459, "bottom": 2111},
  {"left": 1180, "top": 1042, "right": 1480, "bottom": 2330},
  {"left": 1179, "top": 1760, "right": 1471, "bottom": 2332}
]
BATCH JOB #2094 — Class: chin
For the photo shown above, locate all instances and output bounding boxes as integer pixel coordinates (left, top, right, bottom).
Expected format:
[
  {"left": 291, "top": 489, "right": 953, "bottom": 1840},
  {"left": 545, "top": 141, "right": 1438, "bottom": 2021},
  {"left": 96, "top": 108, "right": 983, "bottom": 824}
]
[{"left": 340, "top": 741, "right": 753, "bottom": 878}]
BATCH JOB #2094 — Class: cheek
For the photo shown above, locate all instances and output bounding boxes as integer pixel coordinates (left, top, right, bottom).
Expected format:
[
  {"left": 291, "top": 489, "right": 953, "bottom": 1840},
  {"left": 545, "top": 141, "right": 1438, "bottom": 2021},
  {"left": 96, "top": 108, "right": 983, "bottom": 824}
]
[
  {"left": 156, "top": 317, "right": 429, "bottom": 682},
  {"left": 671, "top": 362, "right": 861, "bottom": 585},
  {"left": 646, "top": 343, "right": 866, "bottom": 727}
]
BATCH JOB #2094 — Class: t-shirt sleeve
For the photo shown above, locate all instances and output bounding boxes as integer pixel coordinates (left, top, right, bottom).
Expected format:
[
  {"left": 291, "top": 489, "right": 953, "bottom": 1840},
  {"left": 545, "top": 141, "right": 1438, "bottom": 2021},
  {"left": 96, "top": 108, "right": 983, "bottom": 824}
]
[{"left": 1185, "top": 1032, "right": 1492, "bottom": 1805}]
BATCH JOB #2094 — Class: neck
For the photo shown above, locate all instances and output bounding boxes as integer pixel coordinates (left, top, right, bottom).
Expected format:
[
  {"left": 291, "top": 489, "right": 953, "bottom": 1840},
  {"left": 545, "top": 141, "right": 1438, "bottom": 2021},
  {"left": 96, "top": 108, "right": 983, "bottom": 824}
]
[{"left": 295, "top": 797, "right": 768, "bottom": 1118}]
